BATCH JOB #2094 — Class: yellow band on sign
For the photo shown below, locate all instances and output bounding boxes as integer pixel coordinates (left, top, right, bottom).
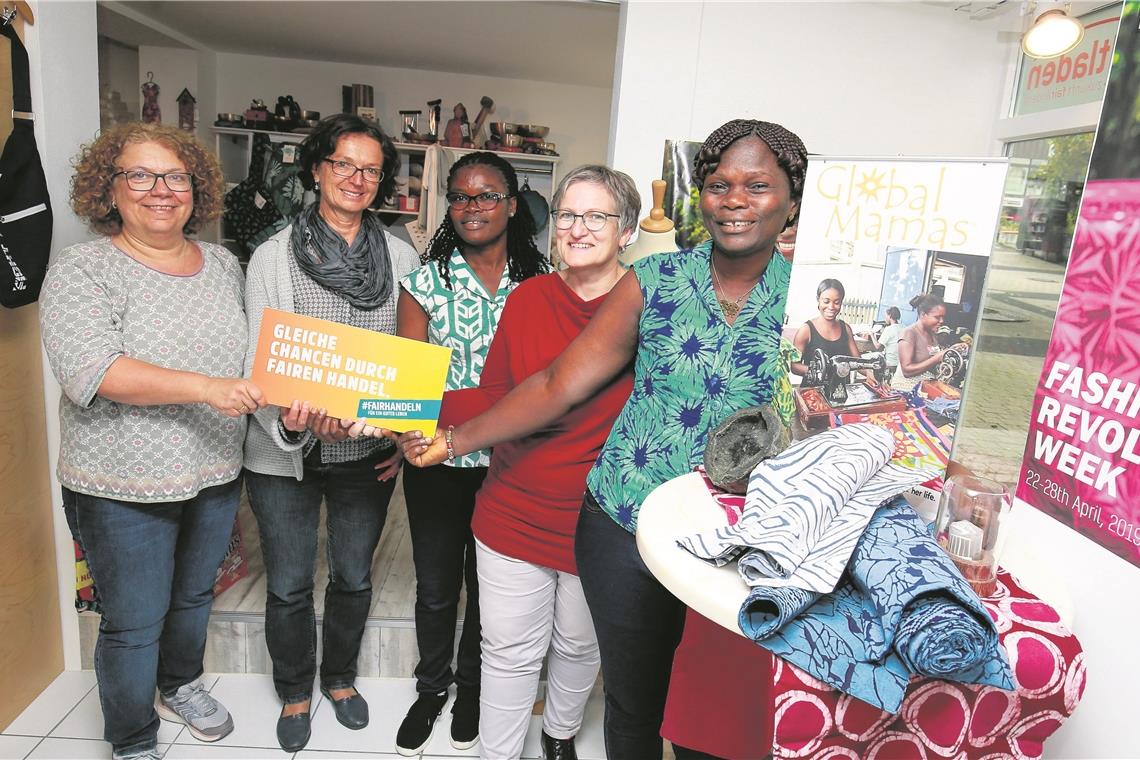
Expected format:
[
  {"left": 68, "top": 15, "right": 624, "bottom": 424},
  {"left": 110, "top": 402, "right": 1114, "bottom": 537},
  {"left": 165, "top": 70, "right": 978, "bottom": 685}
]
[{"left": 250, "top": 308, "right": 453, "bottom": 437}]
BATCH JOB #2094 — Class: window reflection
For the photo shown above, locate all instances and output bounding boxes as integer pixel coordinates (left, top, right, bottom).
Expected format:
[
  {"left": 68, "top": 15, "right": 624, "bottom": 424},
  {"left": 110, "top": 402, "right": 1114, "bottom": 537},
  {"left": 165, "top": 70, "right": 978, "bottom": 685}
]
[{"left": 951, "top": 133, "right": 1094, "bottom": 486}]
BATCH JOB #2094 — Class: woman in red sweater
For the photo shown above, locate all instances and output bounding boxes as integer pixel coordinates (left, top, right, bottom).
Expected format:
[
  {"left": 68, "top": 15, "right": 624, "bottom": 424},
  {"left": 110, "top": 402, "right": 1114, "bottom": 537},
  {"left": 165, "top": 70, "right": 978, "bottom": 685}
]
[{"left": 430, "top": 165, "right": 640, "bottom": 760}]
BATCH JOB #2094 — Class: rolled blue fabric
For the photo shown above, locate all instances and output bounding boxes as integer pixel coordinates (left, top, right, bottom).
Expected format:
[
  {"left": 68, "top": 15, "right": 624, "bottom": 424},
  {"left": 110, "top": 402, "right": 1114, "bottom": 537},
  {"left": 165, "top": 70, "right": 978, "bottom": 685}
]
[
  {"left": 738, "top": 585, "right": 819, "bottom": 640},
  {"left": 738, "top": 497, "right": 1013, "bottom": 713},
  {"left": 895, "top": 594, "right": 998, "bottom": 680}
]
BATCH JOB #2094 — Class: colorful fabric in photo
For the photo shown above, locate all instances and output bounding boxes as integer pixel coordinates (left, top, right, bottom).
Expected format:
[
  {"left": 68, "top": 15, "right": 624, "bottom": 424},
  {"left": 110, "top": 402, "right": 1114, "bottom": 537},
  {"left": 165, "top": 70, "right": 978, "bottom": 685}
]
[{"left": 833, "top": 407, "right": 950, "bottom": 472}]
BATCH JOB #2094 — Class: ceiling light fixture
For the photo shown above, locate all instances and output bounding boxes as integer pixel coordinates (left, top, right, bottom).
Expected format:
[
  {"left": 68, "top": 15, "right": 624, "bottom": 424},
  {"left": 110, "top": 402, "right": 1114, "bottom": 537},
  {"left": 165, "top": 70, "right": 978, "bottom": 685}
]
[{"left": 1022, "top": 1, "right": 1085, "bottom": 59}]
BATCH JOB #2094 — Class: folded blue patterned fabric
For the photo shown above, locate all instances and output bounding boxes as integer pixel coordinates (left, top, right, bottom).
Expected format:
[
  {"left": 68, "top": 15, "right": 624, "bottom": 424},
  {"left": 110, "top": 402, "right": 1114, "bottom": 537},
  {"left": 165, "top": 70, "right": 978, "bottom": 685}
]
[{"left": 738, "top": 497, "right": 1013, "bottom": 713}]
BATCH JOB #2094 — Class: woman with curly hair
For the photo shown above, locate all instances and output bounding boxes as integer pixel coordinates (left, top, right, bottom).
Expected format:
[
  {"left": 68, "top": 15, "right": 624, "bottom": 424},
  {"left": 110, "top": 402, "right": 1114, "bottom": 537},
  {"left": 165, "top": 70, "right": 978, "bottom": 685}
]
[
  {"left": 40, "top": 122, "right": 263, "bottom": 760},
  {"left": 393, "top": 151, "right": 548, "bottom": 756},
  {"left": 394, "top": 119, "right": 807, "bottom": 757}
]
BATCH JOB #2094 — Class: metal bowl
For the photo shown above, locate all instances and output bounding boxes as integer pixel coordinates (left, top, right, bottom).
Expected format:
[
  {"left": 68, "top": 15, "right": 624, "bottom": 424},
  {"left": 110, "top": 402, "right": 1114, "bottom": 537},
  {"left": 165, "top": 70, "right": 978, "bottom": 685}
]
[
  {"left": 299, "top": 109, "right": 321, "bottom": 121},
  {"left": 490, "top": 122, "right": 518, "bottom": 137},
  {"left": 216, "top": 112, "right": 242, "bottom": 124},
  {"left": 518, "top": 124, "right": 549, "bottom": 138},
  {"left": 501, "top": 133, "right": 524, "bottom": 148}
]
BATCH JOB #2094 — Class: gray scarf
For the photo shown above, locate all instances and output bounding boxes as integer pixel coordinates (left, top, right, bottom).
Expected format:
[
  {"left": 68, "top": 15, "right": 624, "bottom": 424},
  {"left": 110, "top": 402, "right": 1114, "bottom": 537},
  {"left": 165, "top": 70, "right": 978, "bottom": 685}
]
[{"left": 290, "top": 203, "right": 393, "bottom": 310}]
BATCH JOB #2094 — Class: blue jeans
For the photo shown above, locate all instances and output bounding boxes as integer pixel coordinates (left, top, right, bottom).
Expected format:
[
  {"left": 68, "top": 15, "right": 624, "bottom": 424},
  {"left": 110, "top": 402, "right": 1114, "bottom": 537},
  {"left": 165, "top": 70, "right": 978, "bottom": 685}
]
[
  {"left": 245, "top": 446, "right": 397, "bottom": 702},
  {"left": 71, "top": 478, "right": 240, "bottom": 755},
  {"left": 575, "top": 492, "right": 687, "bottom": 760},
  {"left": 402, "top": 463, "right": 484, "bottom": 694}
]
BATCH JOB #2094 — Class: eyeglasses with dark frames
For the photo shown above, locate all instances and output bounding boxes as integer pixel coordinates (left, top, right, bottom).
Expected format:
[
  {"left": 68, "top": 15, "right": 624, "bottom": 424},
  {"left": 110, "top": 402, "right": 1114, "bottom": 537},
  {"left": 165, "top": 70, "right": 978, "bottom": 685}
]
[
  {"left": 112, "top": 169, "right": 194, "bottom": 192},
  {"left": 550, "top": 210, "right": 621, "bottom": 232},
  {"left": 323, "top": 159, "right": 384, "bottom": 183},
  {"left": 445, "top": 191, "right": 512, "bottom": 211}
]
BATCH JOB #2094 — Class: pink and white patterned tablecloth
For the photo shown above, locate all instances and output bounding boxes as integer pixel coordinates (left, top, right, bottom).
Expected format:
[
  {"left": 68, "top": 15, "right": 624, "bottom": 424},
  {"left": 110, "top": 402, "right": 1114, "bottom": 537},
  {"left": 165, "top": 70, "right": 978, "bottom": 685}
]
[{"left": 770, "top": 570, "right": 1086, "bottom": 759}]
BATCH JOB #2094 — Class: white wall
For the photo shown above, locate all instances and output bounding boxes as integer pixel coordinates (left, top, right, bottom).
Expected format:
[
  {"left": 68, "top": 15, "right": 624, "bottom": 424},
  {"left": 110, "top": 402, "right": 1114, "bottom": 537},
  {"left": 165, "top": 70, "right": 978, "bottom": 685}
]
[
  {"left": 24, "top": 0, "right": 103, "bottom": 670},
  {"left": 609, "top": 2, "right": 1011, "bottom": 227},
  {"left": 212, "top": 52, "right": 612, "bottom": 180},
  {"left": 194, "top": 48, "right": 218, "bottom": 146},
  {"left": 138, "top": 45, "right": 199, "bottom": 128},
  {"left": 999, "top": 501, "right": 1140, "bottom": 757},
  {"left": 97, "top": 36, "right": 139, "bottom": 122}
]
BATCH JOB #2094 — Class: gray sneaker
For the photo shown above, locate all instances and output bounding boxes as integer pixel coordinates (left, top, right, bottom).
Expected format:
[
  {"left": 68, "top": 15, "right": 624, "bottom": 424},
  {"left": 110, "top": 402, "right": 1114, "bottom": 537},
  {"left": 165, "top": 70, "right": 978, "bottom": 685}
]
[
  {"left": 155, "top": 678, "right": 234, "bottom": 742},
  {"left": 112, "top": 748, "right": 161, "bottom": 760}
]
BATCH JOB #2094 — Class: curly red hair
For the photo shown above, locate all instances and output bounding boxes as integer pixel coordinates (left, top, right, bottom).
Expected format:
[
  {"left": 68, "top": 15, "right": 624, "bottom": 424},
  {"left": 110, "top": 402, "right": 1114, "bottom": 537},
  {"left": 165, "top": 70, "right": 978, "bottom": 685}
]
[{"left": 70, "top": 122, "right": 225, "bottom": 236}]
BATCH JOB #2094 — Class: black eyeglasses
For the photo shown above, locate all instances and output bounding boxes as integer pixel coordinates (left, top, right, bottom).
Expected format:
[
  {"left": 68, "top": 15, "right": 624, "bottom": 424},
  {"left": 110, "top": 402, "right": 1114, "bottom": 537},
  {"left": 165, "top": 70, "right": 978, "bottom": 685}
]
[
  {"left": 445, "top": 192, "right": 511, "bottom": 211},
  {"left": 551, "top": 210, "right": 620, "bottom": 232},
  {"left": 112, "top": 170, "right": 194, "bottom": 192},
  {"left": 323, "top": 159, "right": 384, "bottom": 183}
]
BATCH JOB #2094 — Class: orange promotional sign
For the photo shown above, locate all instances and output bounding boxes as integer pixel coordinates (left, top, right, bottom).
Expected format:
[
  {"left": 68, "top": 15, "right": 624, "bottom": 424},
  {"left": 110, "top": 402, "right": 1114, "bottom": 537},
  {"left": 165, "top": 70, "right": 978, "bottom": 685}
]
[{"left": 250, "top": 308, "right": 453, "bottom": 436}]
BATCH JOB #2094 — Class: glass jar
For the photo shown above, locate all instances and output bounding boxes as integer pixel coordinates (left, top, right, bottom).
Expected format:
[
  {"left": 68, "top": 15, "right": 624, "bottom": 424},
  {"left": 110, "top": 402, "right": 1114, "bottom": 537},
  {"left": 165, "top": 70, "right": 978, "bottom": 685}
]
[{"left": 934, "top": 474, "right": 1010, "bottom": 597}]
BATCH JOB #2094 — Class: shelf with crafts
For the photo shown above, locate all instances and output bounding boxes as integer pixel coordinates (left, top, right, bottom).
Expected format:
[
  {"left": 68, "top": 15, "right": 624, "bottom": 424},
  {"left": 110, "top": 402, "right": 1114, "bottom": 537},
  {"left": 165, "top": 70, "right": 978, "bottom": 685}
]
[
  {"left": 209, "top": 127, "right": 416, "bottom": 251},
  {"left": 210, "top": 127, "right": 559, "bottom": 259},
  {"left": 388, "top": 138, "right": 560, "bottom": 260}
]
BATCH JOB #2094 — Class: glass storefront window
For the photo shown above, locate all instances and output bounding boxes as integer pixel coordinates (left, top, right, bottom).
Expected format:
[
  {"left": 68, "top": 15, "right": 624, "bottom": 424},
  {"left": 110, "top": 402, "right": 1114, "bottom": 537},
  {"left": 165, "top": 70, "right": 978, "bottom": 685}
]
[{"left": 951, "top": 133, "right": 1095, "bottom": 486}]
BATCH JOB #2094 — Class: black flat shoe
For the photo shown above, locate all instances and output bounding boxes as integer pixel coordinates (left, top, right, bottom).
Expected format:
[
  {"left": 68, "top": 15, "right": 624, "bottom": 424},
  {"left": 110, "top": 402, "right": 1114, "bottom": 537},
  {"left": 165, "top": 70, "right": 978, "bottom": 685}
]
[
  {"left": 276, "top": 707, "right": 311, "bottom": 752},
  {"left": 541, "top": 730, "right": 578, "bottom": 760},
  {"left": 321, "top": 687, "right": 369, "bottom": 730}
]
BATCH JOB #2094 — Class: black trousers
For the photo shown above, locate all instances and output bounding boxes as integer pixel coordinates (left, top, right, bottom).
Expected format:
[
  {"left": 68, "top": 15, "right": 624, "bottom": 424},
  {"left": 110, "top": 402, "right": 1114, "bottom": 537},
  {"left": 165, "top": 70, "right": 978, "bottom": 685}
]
[
  {"left": 575, "top": 492, "right": 689, "bottom": 760},
  {"left": 402, "top": 463, "right": 487, "bottom": 694}
]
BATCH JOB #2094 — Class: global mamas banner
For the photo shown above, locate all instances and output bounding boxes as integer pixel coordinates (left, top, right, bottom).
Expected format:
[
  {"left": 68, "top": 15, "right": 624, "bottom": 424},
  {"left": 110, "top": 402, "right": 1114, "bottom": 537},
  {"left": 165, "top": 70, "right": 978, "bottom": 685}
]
[
  {"left": 1017, "top": 2, "right": 1140, "bottom": 567},
  {"left": 251, "top": 308, "right": 452, "bottom": 436}
]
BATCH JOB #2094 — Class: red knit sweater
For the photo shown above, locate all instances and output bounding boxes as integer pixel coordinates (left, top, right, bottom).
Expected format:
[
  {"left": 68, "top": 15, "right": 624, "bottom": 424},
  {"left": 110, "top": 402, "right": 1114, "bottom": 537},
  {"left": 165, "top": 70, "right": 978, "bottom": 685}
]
[{"left": 440, "top": 273, "right": 633, "bottom": 574}]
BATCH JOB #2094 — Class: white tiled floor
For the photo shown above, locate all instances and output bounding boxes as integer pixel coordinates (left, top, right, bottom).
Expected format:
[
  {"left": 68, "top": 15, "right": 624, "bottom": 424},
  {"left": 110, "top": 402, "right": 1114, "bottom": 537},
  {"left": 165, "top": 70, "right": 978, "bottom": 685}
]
[{"left": 1, "top": 672, "right": 608, "bottom": 759}]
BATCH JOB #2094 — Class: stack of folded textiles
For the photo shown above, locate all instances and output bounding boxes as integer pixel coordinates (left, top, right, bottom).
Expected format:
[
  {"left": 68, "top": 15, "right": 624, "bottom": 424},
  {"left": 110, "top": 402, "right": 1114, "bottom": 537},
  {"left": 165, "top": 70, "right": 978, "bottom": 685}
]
[{"left": 679, "top": 424, "right": 1013, "bottom": 712}]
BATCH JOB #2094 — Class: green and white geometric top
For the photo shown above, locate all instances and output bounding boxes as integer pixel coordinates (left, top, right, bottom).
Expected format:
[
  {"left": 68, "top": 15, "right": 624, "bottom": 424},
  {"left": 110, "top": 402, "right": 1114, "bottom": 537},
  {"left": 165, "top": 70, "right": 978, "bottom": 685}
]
[{"left": 400, "top": 248, "right": 516, "bottom": 468}]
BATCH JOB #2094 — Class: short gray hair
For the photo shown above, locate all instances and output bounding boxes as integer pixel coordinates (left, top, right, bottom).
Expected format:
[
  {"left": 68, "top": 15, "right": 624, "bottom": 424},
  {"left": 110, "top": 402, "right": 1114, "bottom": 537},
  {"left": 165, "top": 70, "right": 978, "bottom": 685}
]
[{"left": 551, "top": 165, "right": 641, "bottom": 236}]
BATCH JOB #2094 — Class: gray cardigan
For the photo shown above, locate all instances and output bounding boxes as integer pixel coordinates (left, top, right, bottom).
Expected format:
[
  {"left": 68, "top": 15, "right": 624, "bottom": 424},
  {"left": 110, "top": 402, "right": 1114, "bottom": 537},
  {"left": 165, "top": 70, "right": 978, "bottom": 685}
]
[{"left": 242, "top": 225, "right": 421, "bottom": 480}]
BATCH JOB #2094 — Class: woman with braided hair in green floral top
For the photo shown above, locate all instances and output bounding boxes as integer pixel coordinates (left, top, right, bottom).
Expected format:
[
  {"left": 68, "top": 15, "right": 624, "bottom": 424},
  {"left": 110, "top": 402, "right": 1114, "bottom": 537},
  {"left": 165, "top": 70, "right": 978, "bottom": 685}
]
[{"left": 386, "top": 120, "right": 807, "bottom": 758}]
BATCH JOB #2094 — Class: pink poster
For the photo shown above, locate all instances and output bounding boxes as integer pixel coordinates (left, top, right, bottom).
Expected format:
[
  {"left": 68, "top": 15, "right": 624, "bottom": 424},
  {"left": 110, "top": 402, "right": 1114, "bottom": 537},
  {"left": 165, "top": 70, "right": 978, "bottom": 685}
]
[
  {"left": 1018, "top": 2, "right": 1140, "bottom": 566},
  {"left": 1018, "top": 180, "right": 1140, "bottom": 566}
]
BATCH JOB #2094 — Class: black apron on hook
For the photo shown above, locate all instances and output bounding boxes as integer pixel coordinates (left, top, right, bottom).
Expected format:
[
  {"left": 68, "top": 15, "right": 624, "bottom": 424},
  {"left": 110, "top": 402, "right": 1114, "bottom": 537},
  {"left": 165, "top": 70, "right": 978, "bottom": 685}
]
[{"left": 0, "top": 18, "right": 53, "bottom": 308}]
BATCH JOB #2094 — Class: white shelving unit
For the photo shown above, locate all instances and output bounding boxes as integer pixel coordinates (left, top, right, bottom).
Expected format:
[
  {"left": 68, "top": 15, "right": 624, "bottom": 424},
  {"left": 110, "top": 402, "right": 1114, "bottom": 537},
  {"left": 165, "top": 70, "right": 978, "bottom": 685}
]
[{"left": 210, "top": 127, "right": 559, "bottom": 258}]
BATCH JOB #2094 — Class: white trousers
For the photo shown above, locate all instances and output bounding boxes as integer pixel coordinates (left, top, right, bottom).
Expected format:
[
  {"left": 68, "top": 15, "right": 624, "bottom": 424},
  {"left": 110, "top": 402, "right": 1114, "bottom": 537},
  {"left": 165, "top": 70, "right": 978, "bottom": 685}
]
[{"left": 475, "top": 539, "right": 600, "bottom": 760}]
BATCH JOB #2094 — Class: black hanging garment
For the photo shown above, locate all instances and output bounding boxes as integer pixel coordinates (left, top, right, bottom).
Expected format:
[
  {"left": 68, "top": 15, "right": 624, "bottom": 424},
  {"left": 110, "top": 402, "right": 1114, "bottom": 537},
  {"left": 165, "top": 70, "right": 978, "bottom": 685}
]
[
  {"left": 0, "top": 18, "right": 53, "bottom": 308},
  {"left": 222, "top": 133, "right": 304, "bottom": 259}
]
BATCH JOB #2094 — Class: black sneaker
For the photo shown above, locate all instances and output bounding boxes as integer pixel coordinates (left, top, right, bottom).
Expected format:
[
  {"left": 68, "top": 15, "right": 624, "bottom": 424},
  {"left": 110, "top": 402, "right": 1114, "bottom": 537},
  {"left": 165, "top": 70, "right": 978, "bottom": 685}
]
[
  {"left": 450, "top": 687, "right": 479, "bottom": 750},
  {"left": 395, "top": 690, "right": 448, "bottom": 756}
]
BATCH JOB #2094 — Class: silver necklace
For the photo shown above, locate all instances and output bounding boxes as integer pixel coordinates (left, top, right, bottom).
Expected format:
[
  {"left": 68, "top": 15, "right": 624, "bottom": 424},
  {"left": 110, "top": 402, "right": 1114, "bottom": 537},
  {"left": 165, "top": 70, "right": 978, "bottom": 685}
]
[{"left": 710, "top": 262, "right": 754, "bottom": 320}]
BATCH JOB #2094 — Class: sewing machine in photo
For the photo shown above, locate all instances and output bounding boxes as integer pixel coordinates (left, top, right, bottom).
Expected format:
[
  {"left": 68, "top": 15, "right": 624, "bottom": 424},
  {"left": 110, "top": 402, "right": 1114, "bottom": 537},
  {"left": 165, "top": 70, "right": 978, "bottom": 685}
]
[{"left": 794, "top": 349, "right": 907, "bottom": 430}]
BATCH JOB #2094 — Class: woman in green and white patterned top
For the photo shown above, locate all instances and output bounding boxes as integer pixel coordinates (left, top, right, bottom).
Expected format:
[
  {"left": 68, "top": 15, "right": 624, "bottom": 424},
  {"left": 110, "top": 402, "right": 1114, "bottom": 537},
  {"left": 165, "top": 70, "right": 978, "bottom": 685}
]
[{"left": 393, "top": 152, "right": 549, "bottom": 755}]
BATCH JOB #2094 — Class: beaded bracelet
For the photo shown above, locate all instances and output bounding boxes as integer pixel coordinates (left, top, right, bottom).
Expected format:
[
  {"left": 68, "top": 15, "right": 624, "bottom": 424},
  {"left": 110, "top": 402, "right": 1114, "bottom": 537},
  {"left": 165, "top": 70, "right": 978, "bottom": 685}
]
[{"left": 444, "top": 425, "right": 456, "bottom": 465}]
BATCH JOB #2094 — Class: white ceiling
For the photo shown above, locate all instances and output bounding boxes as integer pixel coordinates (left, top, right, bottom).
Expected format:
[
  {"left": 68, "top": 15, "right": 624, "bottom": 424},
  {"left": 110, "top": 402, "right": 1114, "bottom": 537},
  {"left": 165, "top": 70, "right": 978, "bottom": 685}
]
[{"left": 98, "top": 0, "right": 621, "bottom": 88}]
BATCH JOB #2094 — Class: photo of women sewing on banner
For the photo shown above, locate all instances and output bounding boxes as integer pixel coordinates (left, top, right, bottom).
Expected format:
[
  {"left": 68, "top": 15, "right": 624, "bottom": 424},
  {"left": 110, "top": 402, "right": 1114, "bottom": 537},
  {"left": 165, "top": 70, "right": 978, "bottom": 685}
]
[{"left": 784, "top": 155, "right": 1006, "bottom": 475}]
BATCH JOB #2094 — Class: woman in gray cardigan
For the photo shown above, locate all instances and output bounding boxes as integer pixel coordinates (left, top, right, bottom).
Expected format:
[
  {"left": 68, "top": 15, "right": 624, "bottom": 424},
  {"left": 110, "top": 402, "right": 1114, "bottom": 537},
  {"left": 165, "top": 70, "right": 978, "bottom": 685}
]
[{"left": 242, "top": 115, "right": 419, "bottom": 753}]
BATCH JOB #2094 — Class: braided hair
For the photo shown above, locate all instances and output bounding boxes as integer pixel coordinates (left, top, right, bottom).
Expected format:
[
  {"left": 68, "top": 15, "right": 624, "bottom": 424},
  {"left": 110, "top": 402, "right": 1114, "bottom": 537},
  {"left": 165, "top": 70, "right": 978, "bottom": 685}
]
[
  {"left": 693, "top": 119, "right": 808, "bottom": 227},
  {"left": 423, "top": 152, "right": 549, "bottom": 288}
]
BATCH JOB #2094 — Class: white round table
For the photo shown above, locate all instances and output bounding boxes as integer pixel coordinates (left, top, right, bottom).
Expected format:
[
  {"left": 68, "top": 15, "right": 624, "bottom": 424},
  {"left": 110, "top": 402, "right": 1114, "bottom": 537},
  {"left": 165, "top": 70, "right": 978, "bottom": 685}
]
[{"left": 634, "top": 472, "right": 751, "bottom": 635}]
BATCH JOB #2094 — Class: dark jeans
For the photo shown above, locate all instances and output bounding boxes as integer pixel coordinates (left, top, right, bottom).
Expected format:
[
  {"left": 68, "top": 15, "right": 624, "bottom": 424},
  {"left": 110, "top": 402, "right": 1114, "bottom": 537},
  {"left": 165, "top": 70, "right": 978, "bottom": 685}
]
[
  {"left": 402, "top": 462, "right": 485, "bottom": 694},
  {"left": 71, "top": 478, "right": 240, "bottom": 754},
  {"left": 575, "top": 492, "right": 687, "bottom": 760},
  {"left": 245, "top": 447, "right": 397, "bottom": 702}
]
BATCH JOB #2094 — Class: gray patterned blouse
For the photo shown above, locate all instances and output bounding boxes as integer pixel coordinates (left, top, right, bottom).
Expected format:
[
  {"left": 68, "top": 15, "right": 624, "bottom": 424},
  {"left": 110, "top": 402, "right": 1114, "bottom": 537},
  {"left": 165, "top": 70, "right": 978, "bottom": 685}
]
[{"left": 40, "top": 238, "right": 247, "bottom": 502}]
